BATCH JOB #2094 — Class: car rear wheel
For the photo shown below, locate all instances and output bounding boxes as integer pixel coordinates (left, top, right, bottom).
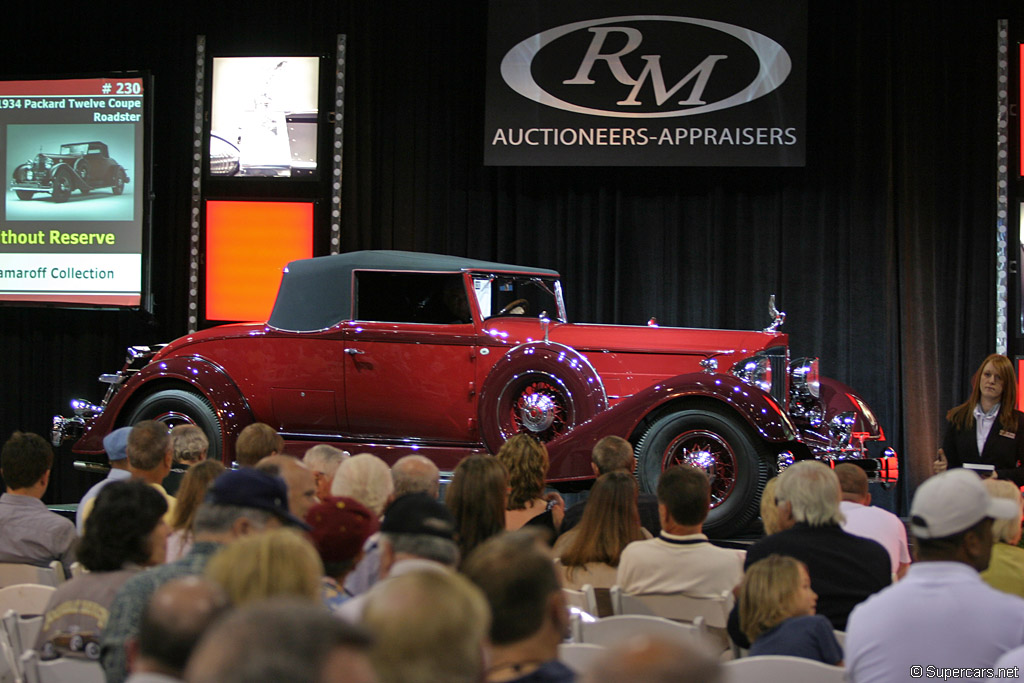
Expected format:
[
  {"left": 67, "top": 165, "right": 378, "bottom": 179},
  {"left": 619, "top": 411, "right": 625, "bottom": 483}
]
[
  {"left": 111, "top": 171, "right": 125, "bottom": 195},
  {"left": 51, "top": 172, "right": 72, "bottom": 203},
  {"left": 636, "top": 405, "right": 769, "bottom": 538},
  {"left": 124, "top": 389, "right": 222, "bottom": 461},
  {"left": 15, "top": 190, "right": 34, "bottom": 200}
]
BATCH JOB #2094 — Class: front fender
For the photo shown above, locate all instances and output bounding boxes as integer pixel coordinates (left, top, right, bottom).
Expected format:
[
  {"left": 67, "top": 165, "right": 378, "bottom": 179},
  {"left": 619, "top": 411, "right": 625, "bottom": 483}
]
[
  {"left": 818, "top": 376, "right": 883, "bottom": 438},
  {"left": 544, "top": 372, "right": 796, "bottom": 480},
  {"left": 71, "top": 355, "right": 253, "bottom": 457}
]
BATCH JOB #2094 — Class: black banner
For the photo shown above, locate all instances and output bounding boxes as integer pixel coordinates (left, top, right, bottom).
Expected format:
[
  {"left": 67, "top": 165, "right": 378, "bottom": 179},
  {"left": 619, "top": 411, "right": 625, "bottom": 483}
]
[{"left": 484, "top": 0, "right": 806, "bottom": 167}]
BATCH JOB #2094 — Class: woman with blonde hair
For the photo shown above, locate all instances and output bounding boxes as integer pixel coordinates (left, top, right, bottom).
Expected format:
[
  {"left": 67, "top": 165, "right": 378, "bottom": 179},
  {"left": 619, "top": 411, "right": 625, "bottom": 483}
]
[
  {"left": 981, "top": 478, "right": 1024, "bottom": 598},
  {"left": 445, "top": 454, "right": 509, "bottom": 563},
  {"left": 165, "top": 460, "right": 226, "bottom": 562},
  {"left": 739, "top": 554, "right": 843, "bottom": 664},
  {"left": 495, "top": 434, "right": 564, "bottom": 537},
  {"left": 205, "top": 528, "right": 323, "bottom": 606},
  {"left": 760, "top": 476, "right": 789, "bottom": 535},
  {"left": 935, "top": 354, "right": 1024, "bottom": 485},
  {"left": 553, "top": 471, "right": 647, "bottom": 590}
]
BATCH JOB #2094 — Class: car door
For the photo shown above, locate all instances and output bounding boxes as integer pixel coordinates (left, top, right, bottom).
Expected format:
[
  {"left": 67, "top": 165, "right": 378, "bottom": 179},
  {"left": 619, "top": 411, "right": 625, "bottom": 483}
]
[{"left": 342, "top": 270, "right": 480, "bottom": 443}]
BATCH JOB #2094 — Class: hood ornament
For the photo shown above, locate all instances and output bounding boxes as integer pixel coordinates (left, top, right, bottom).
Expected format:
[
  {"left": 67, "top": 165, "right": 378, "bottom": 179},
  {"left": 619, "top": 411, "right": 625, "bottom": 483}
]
[{"left": 764, "top": 295, "right": 786, "bottom": 333}]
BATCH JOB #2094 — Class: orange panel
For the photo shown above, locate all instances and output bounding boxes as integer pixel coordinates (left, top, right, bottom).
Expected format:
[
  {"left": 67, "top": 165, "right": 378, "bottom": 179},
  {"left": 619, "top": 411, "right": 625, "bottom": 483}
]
[{"left": 205, "top": 200, "right": 313, "bottom": 321}]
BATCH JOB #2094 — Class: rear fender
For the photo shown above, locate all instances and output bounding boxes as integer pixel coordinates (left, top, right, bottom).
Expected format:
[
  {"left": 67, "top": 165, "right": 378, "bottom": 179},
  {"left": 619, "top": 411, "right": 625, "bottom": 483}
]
[
  {"left": 71, "top": 355, "right": 252, "bottom": 458},
  {"left": 478, "top": 341, "right": 608, "bottom": 453}
]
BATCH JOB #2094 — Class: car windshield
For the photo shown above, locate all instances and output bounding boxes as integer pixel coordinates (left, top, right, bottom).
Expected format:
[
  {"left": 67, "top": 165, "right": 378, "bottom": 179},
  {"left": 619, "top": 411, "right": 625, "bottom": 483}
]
[
  {"left": 60, "top": 144, "right": 89, "bottom": 155},
  {"left": 472, "top": 275, "right": 565, "bottom": 322}
]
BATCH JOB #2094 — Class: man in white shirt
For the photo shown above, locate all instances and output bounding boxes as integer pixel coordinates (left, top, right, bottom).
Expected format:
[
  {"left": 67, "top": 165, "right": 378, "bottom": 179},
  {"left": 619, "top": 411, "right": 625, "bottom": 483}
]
[
  {"left": 616, "top": 465, "right": 744, "bottom": 595},
  {"left": 836, "top": 463, "right": 911, "bottom": 579},
  {"left": 845, "top": 469, "right": 1024, "bottom": 683}
]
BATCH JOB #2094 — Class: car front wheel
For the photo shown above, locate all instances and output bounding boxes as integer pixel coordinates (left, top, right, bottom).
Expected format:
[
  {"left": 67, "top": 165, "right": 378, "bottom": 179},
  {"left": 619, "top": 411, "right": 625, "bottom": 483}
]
[
  {"left": 636, "top": 405, "right": 769, "bottom": 538},
  {"left": 51, "top": 172, "right": 72, "bottom": 203},
  {"left": 15, "top": 190, "right": 34, "bottom": 200},
  {"left": 124, "top": 388, "right": 222, "bottom": 461}
]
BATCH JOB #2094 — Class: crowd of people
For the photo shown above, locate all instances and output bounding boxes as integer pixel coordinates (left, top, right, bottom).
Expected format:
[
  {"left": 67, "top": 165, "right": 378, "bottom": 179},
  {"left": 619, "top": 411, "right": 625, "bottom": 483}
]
[{"left": 2, "top": 353, "right": 1024, "bottom": 682}]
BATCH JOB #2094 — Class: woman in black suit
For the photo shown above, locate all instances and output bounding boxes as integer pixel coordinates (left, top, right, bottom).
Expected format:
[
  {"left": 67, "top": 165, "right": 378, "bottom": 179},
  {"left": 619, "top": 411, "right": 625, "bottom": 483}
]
[{"left": 935, "top": 354, "right": 1024, "bottom": 486}]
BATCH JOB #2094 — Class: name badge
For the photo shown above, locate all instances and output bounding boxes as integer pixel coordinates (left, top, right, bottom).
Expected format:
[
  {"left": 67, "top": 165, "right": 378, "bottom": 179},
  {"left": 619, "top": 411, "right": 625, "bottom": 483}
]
[{"left": 1000, "top": 429, "right": 1016, "bottom": 439}]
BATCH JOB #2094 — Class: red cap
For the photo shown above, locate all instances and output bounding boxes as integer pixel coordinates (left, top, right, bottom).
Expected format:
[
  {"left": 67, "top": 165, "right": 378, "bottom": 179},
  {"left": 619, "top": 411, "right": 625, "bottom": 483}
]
[{"left": 304, "top": 496, "right": 379, "bottom": 564}]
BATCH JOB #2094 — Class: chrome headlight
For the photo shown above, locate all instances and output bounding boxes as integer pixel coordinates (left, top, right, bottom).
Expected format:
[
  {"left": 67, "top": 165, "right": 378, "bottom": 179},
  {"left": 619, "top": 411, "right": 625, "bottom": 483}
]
[
  {"left": 790, "top": 357, "right": 820, "bottom": 399},
  {"left": 731, "top": 355, "right": 772, "bottom": 393}
]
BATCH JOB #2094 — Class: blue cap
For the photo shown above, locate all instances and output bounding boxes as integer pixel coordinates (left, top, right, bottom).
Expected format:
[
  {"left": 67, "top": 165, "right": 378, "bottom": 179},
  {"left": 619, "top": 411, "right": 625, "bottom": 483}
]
[
  {"left": 102, "top": 427, "right": 132, "bottom": 462},
  {"left": 205, "top": 468, "right": 311, "bottom": 530}
]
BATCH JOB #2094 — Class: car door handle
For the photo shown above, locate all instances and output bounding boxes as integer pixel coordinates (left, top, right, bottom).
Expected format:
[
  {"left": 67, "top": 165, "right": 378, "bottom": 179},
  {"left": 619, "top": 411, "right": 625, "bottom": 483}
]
[{"left": 344, "top": 348, "right": 364, "bottom": 355}]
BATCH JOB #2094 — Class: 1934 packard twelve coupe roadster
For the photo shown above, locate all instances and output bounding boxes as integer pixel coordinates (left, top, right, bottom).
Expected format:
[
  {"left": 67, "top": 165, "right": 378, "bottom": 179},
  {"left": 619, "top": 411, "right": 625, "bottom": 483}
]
[{"left": 52, "top": 251, "right": 897, "bottom": 536}]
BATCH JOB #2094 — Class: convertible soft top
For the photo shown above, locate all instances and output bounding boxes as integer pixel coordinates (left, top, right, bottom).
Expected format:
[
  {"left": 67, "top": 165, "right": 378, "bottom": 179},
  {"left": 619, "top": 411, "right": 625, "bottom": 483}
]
[{"left": 267, "top": 250, "right": 559, "bottom": 332}]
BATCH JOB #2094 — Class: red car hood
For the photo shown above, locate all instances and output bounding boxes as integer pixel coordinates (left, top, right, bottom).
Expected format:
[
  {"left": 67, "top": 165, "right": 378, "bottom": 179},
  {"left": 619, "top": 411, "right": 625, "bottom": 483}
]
[{"left": 483, "top": 318, "right": 786, "bottom": 357}]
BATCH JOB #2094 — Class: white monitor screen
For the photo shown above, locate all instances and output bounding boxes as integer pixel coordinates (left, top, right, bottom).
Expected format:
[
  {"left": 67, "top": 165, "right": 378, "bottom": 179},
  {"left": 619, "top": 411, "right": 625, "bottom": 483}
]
[{"left": 210, "top": 57, "right": 320, "bottom": 179}]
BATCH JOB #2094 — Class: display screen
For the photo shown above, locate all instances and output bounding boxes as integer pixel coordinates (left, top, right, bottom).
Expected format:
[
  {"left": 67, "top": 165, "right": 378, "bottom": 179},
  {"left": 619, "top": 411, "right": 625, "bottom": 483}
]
[
  {"left": 205, "top": 200, "right": 314, "bottom": 322},
  {"left": 210, "top": 57, "right": 320, "bottom": 179},
  {"left": 0, "top": 75, "right": 147, "bottom": 307}
]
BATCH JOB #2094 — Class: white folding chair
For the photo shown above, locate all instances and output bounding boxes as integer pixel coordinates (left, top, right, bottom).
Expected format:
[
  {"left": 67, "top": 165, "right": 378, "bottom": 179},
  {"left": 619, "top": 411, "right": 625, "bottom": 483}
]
[
  {"left": 610, "top": 587, "right": 732, "bottom": 627},
  {"left": 610, "top": 587, "right": 735, "bottom": 656},
  {"left": 557, "top": 642, "right": 606, "bottom": 674},
  {"left": 0, "top": 587, "right": 55, "bottom": 619},
  {"left": 2, "top": 611, "right": 44, "bottom": 683},
  {"left": 833, "top": 629, "right": 846, "bottom": 649},
  {"left": 571, "top": 612, "right": 711, "bottom": 649},
  {"left": 562, "top": 584, "right": 599, "bottom": 618},
  {"left": 20, "top": 650, "right": 104, "bottom": 683},
  {"left": 723, "top": 654, "right": 844, "bottom": 683},
  {"left": 0, "top": 565, "right": 63, "bottom": 590},
  {"left": 66, "top": 565, "right": 86, "bottom": 581}
]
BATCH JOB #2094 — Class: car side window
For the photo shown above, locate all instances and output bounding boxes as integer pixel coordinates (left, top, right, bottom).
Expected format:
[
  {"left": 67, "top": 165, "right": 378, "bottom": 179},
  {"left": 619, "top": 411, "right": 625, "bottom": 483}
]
[{"left": 354, "top": 272, "right": 471, "bottom": 324}]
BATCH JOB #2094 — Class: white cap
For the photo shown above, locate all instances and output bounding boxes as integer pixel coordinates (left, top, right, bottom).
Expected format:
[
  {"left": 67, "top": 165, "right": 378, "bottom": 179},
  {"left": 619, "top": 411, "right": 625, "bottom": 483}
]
[{"left": 910, "top": 468, "right": 1020, "bottom": 539}]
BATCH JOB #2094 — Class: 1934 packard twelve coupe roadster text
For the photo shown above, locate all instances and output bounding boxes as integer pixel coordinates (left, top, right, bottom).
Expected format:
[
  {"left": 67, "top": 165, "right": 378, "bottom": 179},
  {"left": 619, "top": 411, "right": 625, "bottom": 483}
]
[{"left": 52, "top": 251, "right": 897, "bottom": 536}]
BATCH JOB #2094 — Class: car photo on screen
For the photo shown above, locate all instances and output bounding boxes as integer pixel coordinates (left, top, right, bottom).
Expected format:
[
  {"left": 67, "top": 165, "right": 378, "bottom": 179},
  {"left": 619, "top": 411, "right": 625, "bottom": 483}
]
[{"left": 5, "top": 124, "right": 136, "bottom": 222}]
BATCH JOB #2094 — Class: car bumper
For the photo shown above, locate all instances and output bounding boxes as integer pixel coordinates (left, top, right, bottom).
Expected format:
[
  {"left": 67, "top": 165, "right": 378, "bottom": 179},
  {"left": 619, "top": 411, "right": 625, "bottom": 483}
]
[
  {"left": 51, "top": 399, "right": 104, "bottom": 446},
  {"left": 11, "top": 182, "right": 53, "bottom": 194}
]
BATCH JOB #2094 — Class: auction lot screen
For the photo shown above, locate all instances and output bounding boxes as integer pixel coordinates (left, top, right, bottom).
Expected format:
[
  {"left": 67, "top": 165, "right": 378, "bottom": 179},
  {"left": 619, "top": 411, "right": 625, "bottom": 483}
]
[{"left": 0, "top": 76, "right": 146, "bottom": 306}]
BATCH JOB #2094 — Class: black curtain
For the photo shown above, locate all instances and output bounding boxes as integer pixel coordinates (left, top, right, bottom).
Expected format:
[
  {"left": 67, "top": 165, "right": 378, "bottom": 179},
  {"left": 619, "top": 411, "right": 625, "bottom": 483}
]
[{"left": 0, "top": 0, "right": 1016, "bottom": 511}]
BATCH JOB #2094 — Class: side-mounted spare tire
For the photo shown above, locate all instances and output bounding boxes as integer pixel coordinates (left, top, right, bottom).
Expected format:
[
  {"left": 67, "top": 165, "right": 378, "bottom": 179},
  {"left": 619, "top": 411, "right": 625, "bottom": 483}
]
[
  {"left": 478, "top": 341, "right": 608, "bottom": 453},
  {"left": 123, "top": 388, "right": 223, "bottom": 461},
  {"left": 636, "top": 402, "right": 770, "bottom": 538}
]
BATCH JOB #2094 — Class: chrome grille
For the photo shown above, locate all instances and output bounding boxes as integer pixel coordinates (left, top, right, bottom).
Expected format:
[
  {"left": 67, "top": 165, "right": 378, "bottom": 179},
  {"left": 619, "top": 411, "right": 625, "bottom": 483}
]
[{"left": 763, "top": 347, "right": 788, "bottom": 407}]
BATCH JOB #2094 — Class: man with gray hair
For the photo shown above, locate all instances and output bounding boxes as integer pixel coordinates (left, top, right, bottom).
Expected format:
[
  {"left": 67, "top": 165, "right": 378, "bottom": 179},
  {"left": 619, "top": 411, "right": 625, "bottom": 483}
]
[
  {"left": 337, "top": 493, "right": 459, "bottom": 623},
  {"left": 101, "top": 468, "right": 308, "bottom": 683},
  {"left": 302, "top": 444, "right": 349, "bottom": 500},
  {"left": 740, "top": 461, "right": 890, "bottom": 634},
  {"left": 390, "top": 454, "right": 440, "bottom": 499}
]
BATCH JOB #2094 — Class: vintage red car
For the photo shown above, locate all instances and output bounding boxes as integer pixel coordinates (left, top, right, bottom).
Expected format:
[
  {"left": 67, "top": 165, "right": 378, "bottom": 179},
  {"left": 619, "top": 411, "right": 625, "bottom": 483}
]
[{"left": 52, "top": 250, "right": 896, "bottom": 536}]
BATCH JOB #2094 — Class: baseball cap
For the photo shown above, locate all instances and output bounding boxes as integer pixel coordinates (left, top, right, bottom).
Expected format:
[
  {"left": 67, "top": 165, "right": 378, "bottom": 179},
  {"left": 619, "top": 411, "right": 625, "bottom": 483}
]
[
  {"left": 910, "top": 468, "right": 1020, "bottom": 539},
  {"left": 102, "top": 426, "right": 132, "bottom": 462},
  {"left": 380, "top": 493, "right": 455, "bottom": 540},
  {"left": 305, "top": 496, "right": 379, "bottom": 564},
  {"left": 205, "top": 468, "right": 311, "bottom": 530}
]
